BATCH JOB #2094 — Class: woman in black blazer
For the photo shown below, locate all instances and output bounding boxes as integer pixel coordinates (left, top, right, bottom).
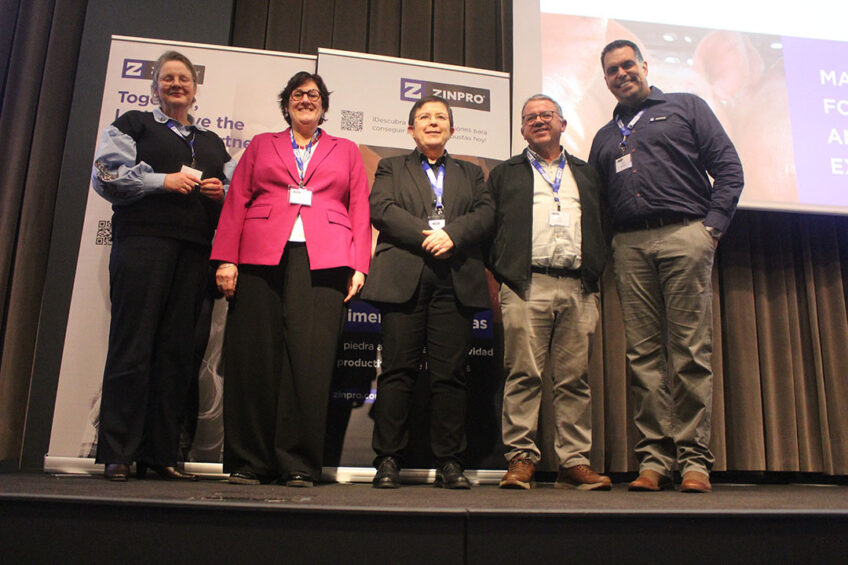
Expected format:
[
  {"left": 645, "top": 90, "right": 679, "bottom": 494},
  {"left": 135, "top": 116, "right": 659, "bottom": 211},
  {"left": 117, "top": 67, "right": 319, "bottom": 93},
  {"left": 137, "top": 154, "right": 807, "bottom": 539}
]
[{"left": 361, "top": 95, "right": 494, "bottom": 489}]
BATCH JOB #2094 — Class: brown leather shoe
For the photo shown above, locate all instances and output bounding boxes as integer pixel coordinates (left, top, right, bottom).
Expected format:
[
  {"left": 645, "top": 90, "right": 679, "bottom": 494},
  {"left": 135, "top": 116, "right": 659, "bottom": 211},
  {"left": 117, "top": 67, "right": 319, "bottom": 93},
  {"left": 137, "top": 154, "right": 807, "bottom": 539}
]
[
  {"left": 628, "top": 469, "right": 672, "bottom": 491},
  {"left": 680, "top": 470, "right": 712, "bottom": 493},
  {"left": 499, "top": 456, "right": 535, "bottom": 489},
  {"left": 555, "top": 464, "right": 612, "bottom": 491}
]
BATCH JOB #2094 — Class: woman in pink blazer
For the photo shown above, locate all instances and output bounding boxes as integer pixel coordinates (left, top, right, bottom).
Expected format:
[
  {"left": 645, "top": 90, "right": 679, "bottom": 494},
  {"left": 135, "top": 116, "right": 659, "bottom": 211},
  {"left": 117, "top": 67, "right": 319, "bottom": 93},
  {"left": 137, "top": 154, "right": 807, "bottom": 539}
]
[{"left": 212, "top": 72, "right": 370, "bottom": 487}]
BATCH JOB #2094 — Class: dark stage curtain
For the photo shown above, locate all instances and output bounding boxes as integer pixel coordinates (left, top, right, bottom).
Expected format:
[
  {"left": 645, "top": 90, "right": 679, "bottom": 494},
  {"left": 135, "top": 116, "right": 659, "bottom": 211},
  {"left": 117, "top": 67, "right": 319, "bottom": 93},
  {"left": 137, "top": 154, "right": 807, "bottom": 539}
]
[
  {"left": 231, "top": 0, "right": 510, "bottom": 71},
  {"left": 0, "top": 0, "right": 87, "bottom": 464},
  {"left": 1, "top": 0, "right": 845, "bottom": 475}
]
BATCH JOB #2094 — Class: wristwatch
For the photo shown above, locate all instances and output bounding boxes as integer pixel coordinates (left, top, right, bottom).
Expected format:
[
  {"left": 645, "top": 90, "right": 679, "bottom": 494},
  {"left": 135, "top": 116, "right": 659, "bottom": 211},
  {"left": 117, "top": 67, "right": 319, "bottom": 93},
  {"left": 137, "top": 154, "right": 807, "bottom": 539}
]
[{"left": 704, "top": 226, "right": 722, "bottom": 240}]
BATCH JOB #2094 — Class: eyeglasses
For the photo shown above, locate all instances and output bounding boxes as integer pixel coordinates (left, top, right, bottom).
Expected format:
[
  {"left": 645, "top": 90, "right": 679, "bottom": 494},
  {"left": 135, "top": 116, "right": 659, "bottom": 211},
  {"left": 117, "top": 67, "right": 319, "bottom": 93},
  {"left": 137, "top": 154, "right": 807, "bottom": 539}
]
[
  {"left": 291, "top": 89, "right": 321, "bottom": 101},
  {"left": 521, "top": 111, "right": 558, "bottom": 125},
  {"left": 159, "top": 75, "right": 193, "bottom": 85},
  {"left": 415, "top": 112, "right": 450, "bottom": 123}
]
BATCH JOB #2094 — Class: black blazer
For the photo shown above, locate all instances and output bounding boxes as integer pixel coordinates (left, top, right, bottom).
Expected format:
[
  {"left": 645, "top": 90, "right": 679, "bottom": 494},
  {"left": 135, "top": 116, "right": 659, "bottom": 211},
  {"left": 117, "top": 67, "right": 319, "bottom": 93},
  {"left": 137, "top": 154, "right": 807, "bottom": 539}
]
[
  {"left": 486, "top": 151, "right": 607, "bottom": 298},
  {"left": 361, "top": 151, "right": 494, "bottom": 310}
]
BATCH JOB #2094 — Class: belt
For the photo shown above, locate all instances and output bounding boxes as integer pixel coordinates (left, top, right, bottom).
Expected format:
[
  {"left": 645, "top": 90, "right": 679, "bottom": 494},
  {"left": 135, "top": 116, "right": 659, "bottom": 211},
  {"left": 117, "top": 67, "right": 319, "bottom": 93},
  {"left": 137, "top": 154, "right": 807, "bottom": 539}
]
[
  {"left": 531, "top": 265, "right": 580, "bottom": 278},
  {"left": 616, "top": 214, "right": 702, "bottom": 233}
]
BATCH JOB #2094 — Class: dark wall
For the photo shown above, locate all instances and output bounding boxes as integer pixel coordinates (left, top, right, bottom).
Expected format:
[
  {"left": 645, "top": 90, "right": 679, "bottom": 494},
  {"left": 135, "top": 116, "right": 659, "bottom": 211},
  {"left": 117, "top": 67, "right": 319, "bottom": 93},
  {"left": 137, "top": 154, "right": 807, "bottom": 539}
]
[{"left": 21, "top": 0, "right": 236, "bottom": 471}]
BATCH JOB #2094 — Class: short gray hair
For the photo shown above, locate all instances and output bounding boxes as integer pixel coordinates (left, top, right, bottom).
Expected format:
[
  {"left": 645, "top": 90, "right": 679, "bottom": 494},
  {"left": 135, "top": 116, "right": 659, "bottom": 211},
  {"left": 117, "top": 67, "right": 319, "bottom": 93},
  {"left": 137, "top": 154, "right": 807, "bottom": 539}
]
[
  {"left": 521, "top": 94, "right": 563, "bottom": 119},
  {"left": 150, "top": 50, "right": 198, "bottom": 105}
]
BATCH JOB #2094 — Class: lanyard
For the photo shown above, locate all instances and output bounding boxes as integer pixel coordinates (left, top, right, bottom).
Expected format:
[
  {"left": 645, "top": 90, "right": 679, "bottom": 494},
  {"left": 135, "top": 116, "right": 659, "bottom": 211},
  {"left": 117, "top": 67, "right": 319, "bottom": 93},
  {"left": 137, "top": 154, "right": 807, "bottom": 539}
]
[
  {"left": 526, "top": 149, "right": 566, "bottom": 208},
  {"left": 168, "top": 121, "right": 196, "bottom": 167},
  {"left": 290, "top": 128, "right": 322, "bottom": 186},
  {"left": 421, "top": 160, "right": 445, "bottom": 210},
  {"left": 615, "top": 109, "right": 645, "bottom": 154}
]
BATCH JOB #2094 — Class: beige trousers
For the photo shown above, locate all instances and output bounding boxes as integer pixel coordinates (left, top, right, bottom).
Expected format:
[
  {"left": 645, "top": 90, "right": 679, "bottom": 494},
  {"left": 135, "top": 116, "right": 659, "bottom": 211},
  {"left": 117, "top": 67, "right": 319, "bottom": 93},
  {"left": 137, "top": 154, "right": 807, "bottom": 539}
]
[{"left": 500, "top": 272, "right": 599, "bottom": 468}]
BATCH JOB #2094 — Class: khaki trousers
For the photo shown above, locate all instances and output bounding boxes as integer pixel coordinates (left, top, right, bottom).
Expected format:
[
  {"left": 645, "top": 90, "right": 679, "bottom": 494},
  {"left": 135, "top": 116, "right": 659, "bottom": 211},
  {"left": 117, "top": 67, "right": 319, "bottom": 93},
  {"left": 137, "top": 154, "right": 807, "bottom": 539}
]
[
  {"left": 612, "top": 220, "right": 716, "bottom": 477},
  {"left": 500, "top": 272, "right": 599, "bottom": 468}
]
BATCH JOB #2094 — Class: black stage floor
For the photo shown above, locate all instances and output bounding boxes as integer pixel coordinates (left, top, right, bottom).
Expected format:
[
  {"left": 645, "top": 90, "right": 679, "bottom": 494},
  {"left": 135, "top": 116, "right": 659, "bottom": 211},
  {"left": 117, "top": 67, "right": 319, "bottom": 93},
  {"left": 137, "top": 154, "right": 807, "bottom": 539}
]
[{"left": 2, "top": 472, "right": 848, "bottom": 564}]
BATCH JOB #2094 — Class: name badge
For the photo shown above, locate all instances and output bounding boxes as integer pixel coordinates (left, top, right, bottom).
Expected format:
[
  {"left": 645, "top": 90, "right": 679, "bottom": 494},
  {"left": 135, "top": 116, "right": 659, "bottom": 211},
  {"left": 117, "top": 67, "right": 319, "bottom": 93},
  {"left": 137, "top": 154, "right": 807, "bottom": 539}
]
[
  {"left": 289, "top": 185, "right": 312, "bottom": 206},
  {"left": 549, "top": 211, "right": 570, "bottom": 227},
  {"left": 181, "top": 164, "right": 203, "bottom": 178},
  {"left": 429, "top": 207, "right": 445, "bottom": 230},
  {"left": 615, "top": 153, "right": 633, "bottom": 173},
  {"left": 428, "top": 217, "right": 446, "bottom": 230}
]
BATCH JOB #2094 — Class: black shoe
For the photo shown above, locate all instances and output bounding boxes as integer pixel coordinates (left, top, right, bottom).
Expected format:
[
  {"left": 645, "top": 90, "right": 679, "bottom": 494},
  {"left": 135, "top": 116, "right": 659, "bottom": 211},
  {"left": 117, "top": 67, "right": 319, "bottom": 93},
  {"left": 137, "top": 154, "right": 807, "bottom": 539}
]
[
  {"left": 372, "top": 457, "right": 400, "bottom": 489},
  {"left": 228, "top": 472, "right": 260, "bottom": 485},
  {"left": 137, "top": 463, "right": 198, "bottom": 481},
  {"left": 104, "top": 463, "right": 129, "bottom": 481},
  {"left": 435, "top": 462, "right": 471, "bottom": 489},
  {"left": 285, "top": 472, "right": 314, "bottom": 487}
]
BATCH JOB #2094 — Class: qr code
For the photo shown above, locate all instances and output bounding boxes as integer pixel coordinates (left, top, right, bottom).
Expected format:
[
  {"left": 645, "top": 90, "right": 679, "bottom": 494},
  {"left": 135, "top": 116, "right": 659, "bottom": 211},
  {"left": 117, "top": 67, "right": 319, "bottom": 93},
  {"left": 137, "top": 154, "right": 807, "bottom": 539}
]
[
  {"left": 340, "top": 110, "right": 364, "bottom": 132},
  {"left": 96, "top": 219, "right": 112, "bottom": 246}
]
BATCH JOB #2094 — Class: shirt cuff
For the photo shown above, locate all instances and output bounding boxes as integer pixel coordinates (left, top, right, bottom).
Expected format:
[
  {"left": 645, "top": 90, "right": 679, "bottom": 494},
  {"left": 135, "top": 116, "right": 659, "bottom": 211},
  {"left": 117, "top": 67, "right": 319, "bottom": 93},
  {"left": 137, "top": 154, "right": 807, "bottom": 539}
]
[
  {"left": 142, "top": 172, "right": 168, "bottom": 192},
  {"left": 704, "top": 210, "right": 730, "bottom": 234}
]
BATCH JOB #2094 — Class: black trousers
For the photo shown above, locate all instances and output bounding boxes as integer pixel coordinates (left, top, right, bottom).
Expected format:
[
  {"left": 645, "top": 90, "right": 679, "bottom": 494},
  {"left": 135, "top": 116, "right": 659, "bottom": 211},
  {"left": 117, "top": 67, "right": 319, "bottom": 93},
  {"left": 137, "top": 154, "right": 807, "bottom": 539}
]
[
  {"left": 222, "top": 244, "right": 348, "bottom": 480},
  {"left": 97, "top": 235, "right": 209, "bottom": 466},
  {"left": 371, "top": 260, "right": 474, "bottom": 466}
]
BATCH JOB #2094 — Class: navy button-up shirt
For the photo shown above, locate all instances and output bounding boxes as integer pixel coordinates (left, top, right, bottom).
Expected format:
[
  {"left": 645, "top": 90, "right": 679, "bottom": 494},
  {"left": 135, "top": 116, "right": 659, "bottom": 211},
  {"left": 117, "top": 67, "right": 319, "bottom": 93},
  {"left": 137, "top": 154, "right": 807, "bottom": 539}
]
[{"left": 589, "top": 87, "right": 744, "bottom": 234}]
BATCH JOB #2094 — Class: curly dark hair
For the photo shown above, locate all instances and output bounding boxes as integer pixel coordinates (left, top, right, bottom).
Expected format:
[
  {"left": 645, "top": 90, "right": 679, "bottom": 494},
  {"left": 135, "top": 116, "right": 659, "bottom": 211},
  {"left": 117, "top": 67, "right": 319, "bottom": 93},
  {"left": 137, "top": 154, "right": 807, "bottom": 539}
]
[{"left": 278, "top": 71, "right": 331, "bottom": 125}]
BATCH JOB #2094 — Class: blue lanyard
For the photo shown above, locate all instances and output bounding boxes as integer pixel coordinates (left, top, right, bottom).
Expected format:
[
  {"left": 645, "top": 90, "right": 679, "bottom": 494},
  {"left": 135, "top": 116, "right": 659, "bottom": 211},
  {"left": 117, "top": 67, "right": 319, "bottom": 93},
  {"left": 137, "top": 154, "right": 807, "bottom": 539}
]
[
  {"left": 290, "top": 128, "right": 322, "bottom": 186},
  {"left": 168, "top": 120, "right": 196, "bottom": 167},
  {"left": 421, "top": 161, "right": 445, "bottom": 209},
  {"left": 526, "top": 149, "right": 565, "bottom": 207},
  {"left": 615, "top": 109, "right": 645, "bottom": 154}
]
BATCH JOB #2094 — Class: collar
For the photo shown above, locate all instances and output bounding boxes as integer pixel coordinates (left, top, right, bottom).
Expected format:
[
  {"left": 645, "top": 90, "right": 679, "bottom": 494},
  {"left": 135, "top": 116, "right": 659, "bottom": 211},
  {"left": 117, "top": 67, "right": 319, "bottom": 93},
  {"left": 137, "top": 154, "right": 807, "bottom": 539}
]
[
  {"left": 153, "top": 107, "right": 206, "bottom": 131},
  {"left": 612, "top": 85, "right": 665, "bottom": 120},
  {"left": 416, "top": 148, "right": 448, "bottom": 168},
  {"left": 283, "top": 127, "right": 332, "bottom": 141},
  {"left": 526, "top": 146, "right": 566, "bottom": 166}
]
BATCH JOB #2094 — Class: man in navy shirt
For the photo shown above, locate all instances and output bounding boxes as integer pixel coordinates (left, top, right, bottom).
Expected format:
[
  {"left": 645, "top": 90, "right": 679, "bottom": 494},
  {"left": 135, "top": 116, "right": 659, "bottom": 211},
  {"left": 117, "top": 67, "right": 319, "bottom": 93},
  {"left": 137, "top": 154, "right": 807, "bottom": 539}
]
[{"left": 589, "top": 39, "right": 744, "bottom": 493}]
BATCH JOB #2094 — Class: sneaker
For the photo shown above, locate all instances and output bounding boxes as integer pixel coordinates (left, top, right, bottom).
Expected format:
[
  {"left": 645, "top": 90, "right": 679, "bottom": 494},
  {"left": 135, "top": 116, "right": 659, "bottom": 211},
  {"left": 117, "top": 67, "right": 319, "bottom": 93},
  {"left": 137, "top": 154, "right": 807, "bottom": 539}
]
[
  {"left": 555, "top": 464, "right": 611, "bottom": 491},
  {"left": 499, "top": 455, "right": 535, "bottom": 489}
]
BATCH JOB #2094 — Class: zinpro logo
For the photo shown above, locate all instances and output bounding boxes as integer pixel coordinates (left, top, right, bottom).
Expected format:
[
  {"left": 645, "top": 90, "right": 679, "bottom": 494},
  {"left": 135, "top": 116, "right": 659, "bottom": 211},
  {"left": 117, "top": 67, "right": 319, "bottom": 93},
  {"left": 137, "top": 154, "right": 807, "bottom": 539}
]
[
  {"left": 121, "top": 59, "right": 155, "bottom": 79},
  {"left": 400, "top": 78, "right": 490, "bottom": 111},
  {"left": 401, "top": 79, "right": 424, "bottom": 101},
  {"left": 121, "top": 58, "right": 206, "bottom": 84}
]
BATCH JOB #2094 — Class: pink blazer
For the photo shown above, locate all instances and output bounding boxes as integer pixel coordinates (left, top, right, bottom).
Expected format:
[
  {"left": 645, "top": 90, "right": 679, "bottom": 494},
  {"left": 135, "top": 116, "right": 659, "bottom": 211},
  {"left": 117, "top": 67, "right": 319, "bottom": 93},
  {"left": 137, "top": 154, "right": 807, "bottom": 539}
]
[{"left": 211, "top": 129, "right": 371, "bottom": 274}]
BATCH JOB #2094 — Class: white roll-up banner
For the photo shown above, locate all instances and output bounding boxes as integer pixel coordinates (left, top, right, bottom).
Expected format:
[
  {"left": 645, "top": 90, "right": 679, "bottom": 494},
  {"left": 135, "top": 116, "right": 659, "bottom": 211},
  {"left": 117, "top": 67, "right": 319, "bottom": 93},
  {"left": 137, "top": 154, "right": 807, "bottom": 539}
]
[
  {"left": 46, "top": 36, "right": 316, "bottom": 472},
  {"left": 316, "top": 49, "right": 510, "bottom": 471}
]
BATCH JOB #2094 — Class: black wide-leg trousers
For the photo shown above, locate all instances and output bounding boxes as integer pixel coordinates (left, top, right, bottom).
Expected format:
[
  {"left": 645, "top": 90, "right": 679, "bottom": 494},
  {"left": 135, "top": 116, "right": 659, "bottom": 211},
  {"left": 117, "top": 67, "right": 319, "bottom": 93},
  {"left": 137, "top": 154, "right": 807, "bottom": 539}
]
[
  {"left": 97, "top": 235, "right": 209, "bottom": 466},
  {"left": 222, "top": 244, "right": 348, "bottom": 480}
]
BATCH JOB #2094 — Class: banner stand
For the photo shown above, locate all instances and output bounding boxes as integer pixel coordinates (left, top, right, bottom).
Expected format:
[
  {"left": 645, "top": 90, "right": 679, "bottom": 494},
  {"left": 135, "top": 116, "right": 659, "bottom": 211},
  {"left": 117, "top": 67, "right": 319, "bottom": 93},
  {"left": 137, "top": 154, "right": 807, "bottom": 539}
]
[{"left": 43, "top": 456, "right": 506, "bottom": 484}]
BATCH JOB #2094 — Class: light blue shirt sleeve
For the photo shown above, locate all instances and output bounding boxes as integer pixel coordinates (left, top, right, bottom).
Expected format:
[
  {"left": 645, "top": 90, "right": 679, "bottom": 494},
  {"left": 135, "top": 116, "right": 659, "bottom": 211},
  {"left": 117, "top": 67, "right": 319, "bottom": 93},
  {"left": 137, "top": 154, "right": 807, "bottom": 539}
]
[
  {"left": 91, "top": 125, "right": 166, "bottom": 205},
  {"left": 222, "top": 155, "right": 238, "bottom": 195}
]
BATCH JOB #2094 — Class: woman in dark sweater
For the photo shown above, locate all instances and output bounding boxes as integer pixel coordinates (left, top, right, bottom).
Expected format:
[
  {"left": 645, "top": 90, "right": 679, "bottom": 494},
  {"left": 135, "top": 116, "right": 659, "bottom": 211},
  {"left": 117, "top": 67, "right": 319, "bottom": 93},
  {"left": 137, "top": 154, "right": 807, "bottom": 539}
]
[{"left": 91, "top": 50, "right": 234, "bottom": 481}]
